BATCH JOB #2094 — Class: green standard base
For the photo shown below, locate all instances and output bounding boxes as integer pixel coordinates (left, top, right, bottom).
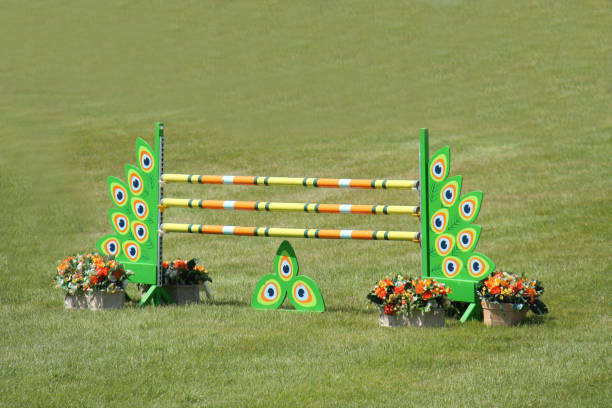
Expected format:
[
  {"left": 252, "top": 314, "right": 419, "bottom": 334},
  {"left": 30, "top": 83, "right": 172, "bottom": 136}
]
[
  {"left": 138, "top": 285, "right": 173, "bottom": 307},
  {"left": 459, "top": 302, "right": 483, "bottom": 323}
]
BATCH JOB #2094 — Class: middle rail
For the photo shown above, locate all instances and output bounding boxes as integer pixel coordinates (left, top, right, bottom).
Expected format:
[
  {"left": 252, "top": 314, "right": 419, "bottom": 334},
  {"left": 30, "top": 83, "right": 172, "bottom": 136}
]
[{"left": 161, "top": 198, "right": 419, "bottom": 217}]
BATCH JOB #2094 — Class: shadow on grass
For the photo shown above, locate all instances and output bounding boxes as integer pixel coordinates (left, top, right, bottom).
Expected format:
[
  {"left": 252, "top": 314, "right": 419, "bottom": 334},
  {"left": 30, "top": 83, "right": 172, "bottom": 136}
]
[
  {"left": 521, "top": 314, "right": 552, "bottom": 326},
  {"left": 204, "top": 298, "right": 250, "bottom": 308}
]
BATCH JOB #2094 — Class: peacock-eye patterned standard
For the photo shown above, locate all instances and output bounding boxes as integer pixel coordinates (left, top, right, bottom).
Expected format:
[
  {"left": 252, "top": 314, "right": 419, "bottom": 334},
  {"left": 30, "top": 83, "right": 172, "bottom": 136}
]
[
  {"left": 96, "top": 137, "right": 160, "bottom": 284},
  {"left": 251, "top": 241, "right": 325, "bottom": 312},
  {"left": 426, "top": 146, "right": 495, "bottom": 301}
]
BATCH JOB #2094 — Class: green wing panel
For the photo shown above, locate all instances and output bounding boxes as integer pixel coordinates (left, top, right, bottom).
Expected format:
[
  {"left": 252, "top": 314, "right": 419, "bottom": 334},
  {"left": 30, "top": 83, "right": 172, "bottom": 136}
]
[
  {"left": 425, "top": 142, "right": 494, "bottom": 305},
  {"left": 97, "top": 132, "right": 160, "bottom": 285}
]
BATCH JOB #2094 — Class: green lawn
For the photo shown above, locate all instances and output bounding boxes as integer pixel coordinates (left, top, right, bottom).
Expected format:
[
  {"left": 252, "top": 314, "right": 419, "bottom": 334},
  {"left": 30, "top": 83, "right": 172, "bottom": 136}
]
[{"left": 1, "top": 1, "right": 611, "bottom": 407}]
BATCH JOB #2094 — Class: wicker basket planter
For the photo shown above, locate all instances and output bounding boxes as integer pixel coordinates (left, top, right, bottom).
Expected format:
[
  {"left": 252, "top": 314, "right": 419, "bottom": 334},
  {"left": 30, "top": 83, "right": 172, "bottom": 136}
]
[
  {"left": 86, "top": 291, "right": 125, "bottom": 310},
  {"left": 163, "top": 285, "right": 200, "bottom": 305},
  {"left": 64, "top": 294, "right": 88, "bottom": 309},
  {"left": 481, "top": 300, "right": 528, "bottom": 327},
  {"left": 378, "top": 309, "right": 445, "bottom": 328}
]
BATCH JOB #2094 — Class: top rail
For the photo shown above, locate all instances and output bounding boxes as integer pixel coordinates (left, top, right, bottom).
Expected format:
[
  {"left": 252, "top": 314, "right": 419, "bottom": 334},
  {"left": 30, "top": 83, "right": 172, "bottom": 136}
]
[{"left": 163, "top": 174, "right": 418, "bottom": 190}]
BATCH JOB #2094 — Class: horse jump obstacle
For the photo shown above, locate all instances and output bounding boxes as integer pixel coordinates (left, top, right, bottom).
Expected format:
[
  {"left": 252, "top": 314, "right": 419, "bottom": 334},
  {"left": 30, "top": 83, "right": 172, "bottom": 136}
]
[{"left": 97, "top": 123, "right": 494, "bottom": 321}]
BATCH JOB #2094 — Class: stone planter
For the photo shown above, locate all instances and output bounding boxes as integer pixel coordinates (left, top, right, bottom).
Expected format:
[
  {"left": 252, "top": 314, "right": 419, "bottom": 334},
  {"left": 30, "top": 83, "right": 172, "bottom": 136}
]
[
  {"left": 378, "top": 309, "right": 445, "bottom": 328},
  {"left": 481, "top": 300, "right": 528, "bottom": 327},
  {"left": 64, "top": 294, "right": 88, "bottom": 309},
  {"left": 86, "top": 291, "right": 125, "bottom": 310},
  {"left": 163, "top": 285, "right": 200, "bottom": 305}
]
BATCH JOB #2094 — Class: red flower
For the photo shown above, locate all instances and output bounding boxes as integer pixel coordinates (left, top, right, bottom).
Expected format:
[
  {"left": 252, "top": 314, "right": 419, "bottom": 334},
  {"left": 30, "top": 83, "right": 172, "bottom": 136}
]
[
  {"left": 422, "top": 290, "right": 432, "bottom": 300},
  {"left": 97, "top": 267, "right": 109, "bottom": 278},
  {"left": 394, "top": 285, "right": 405, "bottom": 295},
  {"left": 383, "top": 304, "right": 395, "bottom": 315},
  {"left": 90, "top": 275, "right": 99, "bottom": 285},
  {"left": 174, "top": 260, "right": 187, "bottom": 269},
  {"left": 162, "top": 261, "right": 169, "bottom": 269},
  {"left": 516, "top": 281, "right": 524, "bottom": 291},
  {"left": 113, "top": 270, "right": 123, "bottom": 279},
  {"left": 490, "top": 286, "right": 501, "bottom": 295}
]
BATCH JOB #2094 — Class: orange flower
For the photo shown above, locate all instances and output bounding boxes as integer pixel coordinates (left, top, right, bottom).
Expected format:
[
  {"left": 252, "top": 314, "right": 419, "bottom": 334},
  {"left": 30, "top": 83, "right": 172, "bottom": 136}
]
[
  {"left": 490, "top": 286, "right": 501, "bottom": 295},
  {"left": 394, "top": 285, "right": 405, "bottom": 295},
  {"left": 162, "top": 261, "right": 169, "bottom": 269},
  {"left": 422, "top": 290, "right": 432, "bottom": 300},
  {"left": 415, "top": 284, "right": 424, "bottom": 295},
  {"left": 375, "top": 286, "right": 387, "bottom": 299}
]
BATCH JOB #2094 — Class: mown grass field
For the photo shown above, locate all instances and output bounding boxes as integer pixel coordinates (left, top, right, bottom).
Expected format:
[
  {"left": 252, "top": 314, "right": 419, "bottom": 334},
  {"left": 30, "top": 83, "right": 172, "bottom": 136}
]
[{"left": 1, "top": 1, "right": 611, "bottom": 407}]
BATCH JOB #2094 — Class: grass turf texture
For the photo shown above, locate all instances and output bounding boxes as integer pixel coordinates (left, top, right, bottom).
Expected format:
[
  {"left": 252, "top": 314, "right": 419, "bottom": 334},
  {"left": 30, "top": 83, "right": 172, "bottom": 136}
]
[{"left": 1, "top": 0, "right": 611, "bottom": 406}]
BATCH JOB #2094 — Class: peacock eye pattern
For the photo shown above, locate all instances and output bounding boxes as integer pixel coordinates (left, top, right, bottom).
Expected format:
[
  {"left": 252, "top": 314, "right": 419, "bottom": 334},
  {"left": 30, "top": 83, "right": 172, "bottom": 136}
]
[
  {"left": 133, "top": 199, "right": 148, "bottom": 220},
  {"left": 139, "top": 147, "right": 154, "bottom": 173},
  {"left": 112, "top": 213, "right": 130, "bottom": 234},
  {"left": 278, "top": 256, "right": 294, "bottom": 281},
  {"left": 431, "top": 209, "right": 449, "bottom": 234},
  {"left": 123, "top": 241, "right": 141, "bottom": 262},
  {"left": 133, "top": 222, "right": 149, "bottom": 242},
  {"left": 435, "top": 234, "right": 454, "bottom": 256},
  {"left": 443, "top": 257, "right": 462, "bottom": 278}
]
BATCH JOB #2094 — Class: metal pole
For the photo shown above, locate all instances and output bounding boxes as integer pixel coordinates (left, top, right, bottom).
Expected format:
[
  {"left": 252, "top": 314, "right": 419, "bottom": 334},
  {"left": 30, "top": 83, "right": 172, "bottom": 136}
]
[{"left": 419, "top": 128, "right": 430, "bottom": 278}]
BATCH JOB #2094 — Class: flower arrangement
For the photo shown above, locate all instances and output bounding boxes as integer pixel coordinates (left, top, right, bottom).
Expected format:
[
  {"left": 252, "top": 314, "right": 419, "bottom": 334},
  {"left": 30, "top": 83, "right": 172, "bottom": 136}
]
[
  {"left": 55, "top": 252, "right": 131, "bottom": 295},
  {"left": 161, "top": 258, "right": 211, "bottom": 286},
  {"left": 367, "top": 275, "right": 453, "bottom": 316},
  {"left": 477, "top": 271, "right": 548, "bottom": 315}
]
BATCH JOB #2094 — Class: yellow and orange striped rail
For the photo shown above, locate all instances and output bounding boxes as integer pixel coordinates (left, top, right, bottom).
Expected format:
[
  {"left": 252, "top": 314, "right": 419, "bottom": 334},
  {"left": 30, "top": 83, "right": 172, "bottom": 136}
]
[
  {"left": 161, "top": 198, "right": 419, "bottom": 217},
  {"left": 162, "top": 174, "right": 417, "bottom": 189},
  {"left": 162, "top": 223, "right": 420, "bottom": 242}
]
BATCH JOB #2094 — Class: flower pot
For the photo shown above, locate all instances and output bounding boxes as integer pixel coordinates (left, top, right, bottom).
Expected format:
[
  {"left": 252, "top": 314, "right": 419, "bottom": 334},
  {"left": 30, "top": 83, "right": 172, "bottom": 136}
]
[
  {"left": 163, "top": 285, "right": 200, "bottom": 305},
  {"left": 86, "top": 291, "right": 125, "bottom": 310},
  {"left": 64, "top": 294, "right": 87, "bottom": 309},
  {"left": 378, "top": 309, "right": 445, "bottom": 328},
  {"left": 481, "top": 300, "right": 528, "bottom": 327}
]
